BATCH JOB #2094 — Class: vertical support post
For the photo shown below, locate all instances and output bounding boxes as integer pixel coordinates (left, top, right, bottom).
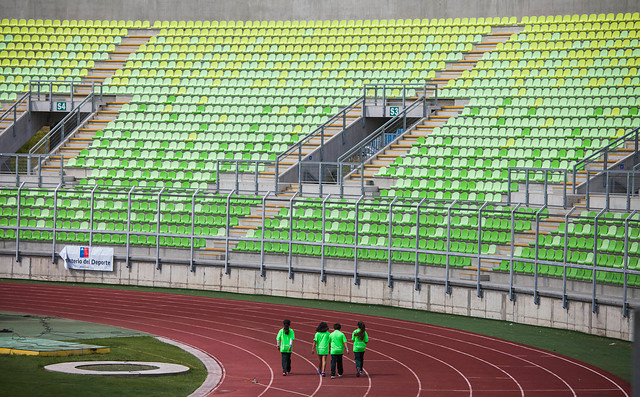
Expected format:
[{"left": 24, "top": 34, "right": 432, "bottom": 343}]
[
  {"left": 37, "top": 155, "right": 42, "bottom": 187},
  {"left": 254, "top": 160, "right": 259, "bottom": 195},
  {"left": 88, "top": 185, "right": 98, "bottom": 250},
  {"left": 626, "top": 172, "right": 631, "bottom": 212},
  {"left": 414, "top": 198, "right": 426, "bottom": 291},
  {"left": 622, "top": 211, "right": 636, "bottom": 318},
  {"left": 125, "top": 186, "right": 134, "bottom": 269},
  {"left": 235, "top": 160, "right": 239, "bottom": 193},
  {"left": 533, "top": 205, "right": 547, "bottom": 305},
  {"left": 509, "top": 203, "right": 521, "bottom": 301},
  {"left": 563, "top": 169, "right": 567, "bottom": 209},
  {"left": 445, "top": 199, "right": 458, "bottom": 295},
  {"left": 59, "top": 154, "right": 64, "bottom": 186},
  {"left": 224, "top": 189, "right": 235, "bottom": 275},
  {"left": 562, "top": 207, "right": 576, "bottom": 310},
  {"left": 318, "top": 162, "right": 323, "bottom": 197},
  {"left": 320, "top": 126, "right": 325, "bottom": 162},
  {"left": 543, "top": 170, "right": 549, "bottom": 207},
  {"left": 507, "top": 168, "right": 512, "bottom": 205},
  {"left": 189, "top": 188, "right": 199, "bottom": 272},
  {"left": 259, "top": 191, "right": 271, "bottom": 278},
  {"left": 155, "top": 187, "right": 165, "bottom": 270},
  {"left": 51, "top": 183, "right": 62, "bottom": 264},
  {"left": 353, "top": 195, "right": 364, "bottom": 286},
  {"left": 525, "top": 170, "right": 530, "bottom": 205},
  {"left": 320, "top": 194, "right": 331, "bottom": 283},
  {"left": 476, "top": 201, "right": 488, "bottom": 298},
  {"left": 586, "top": 170, "right": 591, "bottom": 210},
  {"left": 215, "top": 160, "right": 220, "bottom": 194},
  {"left": 387, "top": 197, "right": 397, "bottom": 288},
  {"left": 15, "top": 182, "right": 25, "bottom": 263},
  {"left": 275, "top": 157, "right": 279, "bottom": 196},
  {"left": 592, "top": 208, "right": 606, "bottom": 314},
  {"left": 288, "top": 192, "right": 299, "bottom": 280},
  {"left": 605, "top": 171, "right": 610, "bottom": 210}
]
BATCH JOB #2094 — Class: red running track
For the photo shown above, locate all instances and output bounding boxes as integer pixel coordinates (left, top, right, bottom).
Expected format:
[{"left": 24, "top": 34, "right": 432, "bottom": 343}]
[{"left": 0, "top": 282, "right": 630, "bottom": 396}]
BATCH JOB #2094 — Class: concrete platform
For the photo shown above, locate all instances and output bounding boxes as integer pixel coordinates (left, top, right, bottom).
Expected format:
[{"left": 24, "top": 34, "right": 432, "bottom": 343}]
[{"left": 0, "top": 338, "right": 109, "bottom": 356}]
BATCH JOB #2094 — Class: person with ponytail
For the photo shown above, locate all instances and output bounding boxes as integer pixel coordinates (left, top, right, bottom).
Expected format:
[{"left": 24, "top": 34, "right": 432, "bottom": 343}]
[
  {"left": 276, "top": 319, "right": 295, "bottom": 376},
  {"left": 311, "top": 321, "right": 330, "bottom": 376},
  {"left": 351, "top": 321, "right": 368, "bottom": 377}
]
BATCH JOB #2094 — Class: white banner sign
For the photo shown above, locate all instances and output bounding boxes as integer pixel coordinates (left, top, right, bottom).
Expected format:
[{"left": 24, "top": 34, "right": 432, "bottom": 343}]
[{"left": 59, "top": 246, "right": 114, "bottom": 271}]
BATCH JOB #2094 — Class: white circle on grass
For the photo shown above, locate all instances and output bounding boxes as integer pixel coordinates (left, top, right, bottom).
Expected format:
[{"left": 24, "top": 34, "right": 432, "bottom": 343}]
[{"left": 44, "top": 361, "right": 190, "bottom": 376}]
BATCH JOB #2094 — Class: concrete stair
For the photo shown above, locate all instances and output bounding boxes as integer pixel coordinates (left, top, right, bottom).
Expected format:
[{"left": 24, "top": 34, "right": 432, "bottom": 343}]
[
  {"left": 74, "top": 30, "right": 156, "bottom": 96},
  {"left": 40, "top": 101, "right": 125, "bottom": 172}
]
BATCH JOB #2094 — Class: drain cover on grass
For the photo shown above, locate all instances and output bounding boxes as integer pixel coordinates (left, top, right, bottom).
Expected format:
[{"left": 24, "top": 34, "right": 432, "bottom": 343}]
[{"left": 44, "top": 361, "right": 190, "bottom": 376}]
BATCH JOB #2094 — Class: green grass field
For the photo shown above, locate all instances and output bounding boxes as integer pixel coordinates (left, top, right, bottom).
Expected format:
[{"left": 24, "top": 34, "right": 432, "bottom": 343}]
[{"left": 0, "top": 336, "right": 207, "bottom": 397}]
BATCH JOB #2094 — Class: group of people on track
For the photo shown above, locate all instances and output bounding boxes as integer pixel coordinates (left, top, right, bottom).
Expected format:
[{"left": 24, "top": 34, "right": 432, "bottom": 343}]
[{"left": 276, "top": 319, "right": 369, "bottom": 379}]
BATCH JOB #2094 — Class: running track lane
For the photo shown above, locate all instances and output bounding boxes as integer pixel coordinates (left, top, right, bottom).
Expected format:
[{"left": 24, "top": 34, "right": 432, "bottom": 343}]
[{"left": 0, "top": 283, "right": 630, "bottom": 397}]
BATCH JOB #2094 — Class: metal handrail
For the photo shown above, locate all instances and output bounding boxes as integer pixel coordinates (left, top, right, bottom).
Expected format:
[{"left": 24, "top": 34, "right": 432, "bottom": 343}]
[
  {"left": 276, "top": 95, "right": 364, "bottom": 164},
  {"left": 572, "top": 125, "right": 640, "bottom": 193},
  {"left": 29, "top": 93, "right": 96, "bottom": 158},
  {"left": 0, "top": 92, "right": 31, "bottom": 138}
]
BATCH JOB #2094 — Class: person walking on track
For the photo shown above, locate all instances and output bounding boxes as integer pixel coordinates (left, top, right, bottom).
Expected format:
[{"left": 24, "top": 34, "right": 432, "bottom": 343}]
[
  {"left": 311, "top": 321, "right": 330, "bottom": 376},
  {"left": 351, "top": 321, "right": 369, "bottom": 377},
  {"left": 276, "top": 319, "right": 295, "bottom": 376},
  {"left": 329, "top": 323, "right": 348, "bottom": 379}
]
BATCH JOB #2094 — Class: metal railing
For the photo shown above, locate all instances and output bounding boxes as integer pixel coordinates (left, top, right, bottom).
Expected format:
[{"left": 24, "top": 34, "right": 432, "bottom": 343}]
[
  {"left": 29, "top": 93, "right": 98, "bottom": 162},
  {"left": 1, "top": 185, "right": 638, "bottom": 317},
  {"left": 362, "top": 82, "right": 438, "bottom": 118},
  {"left": 274, "top": 95, "right": 365, "bottom": 188},
  {"left": 509, "top": 167, "right": 640, "bottom": 211},
  {"left": 0, "top": 153, "right": 66, "bottom": 186},
  {"left": 337, "top": 94, "right": 434, "bottom": 196},
  {"left": 0, "top": 92, "right": 31, "bottom": 138},
  {"left": 215, "top": 159, "right": 274, "bottom": 194},
  {"left": 572, "top": 125, "right": 640, "bottom": 193},
  {"left": 29, "top": 80, "right": 103, "bottom": 111}
]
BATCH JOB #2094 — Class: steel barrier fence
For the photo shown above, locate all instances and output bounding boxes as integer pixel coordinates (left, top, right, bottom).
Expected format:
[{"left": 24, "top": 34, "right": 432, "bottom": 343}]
[{"left": 0, "top": 184, "right": 639, "bottom": 316}]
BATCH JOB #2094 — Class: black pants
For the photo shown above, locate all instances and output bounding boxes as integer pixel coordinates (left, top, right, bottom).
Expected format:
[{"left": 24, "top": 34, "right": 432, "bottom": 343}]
[
  {"left": 330, "top": 354, "right": 343, "bottom": 376},
  {"left": 354, "top": 351, "right": 365, "bottom": 370},
  {"left": 281, "top": 352, "right": 291, "bottom": 373}
]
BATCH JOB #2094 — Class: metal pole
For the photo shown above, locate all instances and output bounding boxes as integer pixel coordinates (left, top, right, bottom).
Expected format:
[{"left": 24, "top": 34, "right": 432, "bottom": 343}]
[
  {"left": 507, "top": 168, "right": 512, "bottom": 205},
  {"left": 592, "top": 208, "right": 606, "bottom": 314},
  {"left": 189, "top": 188, "right": 199, "bottom": 272},
  {"left": 353, "top": 195, "right": 364, "bottom": 286},
  {"left": 235, "top": 160, "right": 239, "bottom": 193},
  {"left": 563, "top": 169, "right": 567, "bottom": 209},
  {"left": 155, "top": 187, "right": 165, "bottom": 270},
  {"left": 275, "top": 157, "right": 279, "bottom": 196},
  {"left": 525, "top": 170, "right": 530, "bottom": 205},
  {"left": 586, "top": 170, "right": 591, "bottom": 210},
  {"left": 224, "top": 189, "right": 235, "bottom": 275},
  {"left": 216, "top": 160, "right": 220, "bottom": 193},
  {"left": 414, "top": 197, "right": 427, "bottom": 291},
  {"left": 320, "top": 194, "right": 331, "bottom": 282},
  {"left": 288, "top": 192, "right": 299, "bottom": 280},
  {"left": 533, "top": 205, "right": 547, "bottom": 305},
  {"left": 125, "top": 186, "right": 134, "bottom": 268},
  {"left": 15, "top": 182, "right": 25, "bottom": 262},
  {"left": 387, "top": 197, "right": 397, "bottom": 288},
  {"left": 509, "top": 203, "right": 521, "bottom": 301},
  {"left": 88, "top": 185, "right": 98, "bottom": 249},
  {"left": 51, "top": 183, "right": 62, "bottom": 264},
  {"left": 605, "top": 171, "right": 610, "bottom": 210},
  {"left": 562, "top": 207, "right": 576, "bottom": 310},
  {"left": 477, "top": 201, "right": 488, "bottom": 298},
  {"left": 445, "top": 199, "right": 458, "bottom": 295},
  {"left": 259, "top": 191, "right": 271, "bottom": 277},
  {"left": 543, "top": 170, "right": 549, "bottom": 207},
  {"left": 622, "top": 210, "right": 636, "bottom": 318},
  {"left": 254, "top": 160, "right": 259, "bottom": 195}
]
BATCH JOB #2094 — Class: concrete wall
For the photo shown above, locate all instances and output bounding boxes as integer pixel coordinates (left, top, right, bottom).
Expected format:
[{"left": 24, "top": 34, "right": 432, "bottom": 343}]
[
  {"left": 1, "top": 0, "right": 638, "bottom": 22},
  {"left": 1, "top": 254, "right": 633, "bottom": 341}
]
